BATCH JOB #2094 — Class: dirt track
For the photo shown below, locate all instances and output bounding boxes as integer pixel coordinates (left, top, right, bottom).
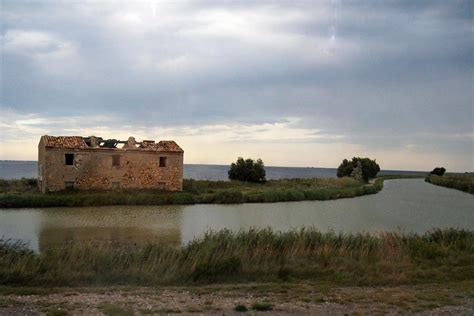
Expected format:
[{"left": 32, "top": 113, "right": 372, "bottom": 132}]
[{"left": 1, "top": 281, "right": 473, "bottom": 315}]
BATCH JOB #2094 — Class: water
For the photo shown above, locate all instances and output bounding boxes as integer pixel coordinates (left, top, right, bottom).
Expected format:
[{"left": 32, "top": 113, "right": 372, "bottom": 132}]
[
  {"left": 0, "top": 160, "right": 426, "bottom": 180},
  {"left": 1, "top": 179, "right": 472, "bottom": 252}
]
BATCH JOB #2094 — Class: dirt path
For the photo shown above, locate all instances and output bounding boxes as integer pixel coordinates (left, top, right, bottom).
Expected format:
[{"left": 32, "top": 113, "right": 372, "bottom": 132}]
[{"left": 1, "top": 281, "right": 473, "bottom": 315}]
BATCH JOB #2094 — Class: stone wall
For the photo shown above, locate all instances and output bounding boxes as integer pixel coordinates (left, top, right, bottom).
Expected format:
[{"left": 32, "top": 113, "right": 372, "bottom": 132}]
[
  {"left": 40, "top": 148, "right": 183, "bottom": 192},
  {"left": 37, "top": 137, "right": 47, "bottom": 192}
]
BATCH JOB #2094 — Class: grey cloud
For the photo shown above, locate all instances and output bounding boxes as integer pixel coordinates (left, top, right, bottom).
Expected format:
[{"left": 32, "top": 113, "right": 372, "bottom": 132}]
[{"left": 1, "top": 0, "right": 472, "bottom": 169}]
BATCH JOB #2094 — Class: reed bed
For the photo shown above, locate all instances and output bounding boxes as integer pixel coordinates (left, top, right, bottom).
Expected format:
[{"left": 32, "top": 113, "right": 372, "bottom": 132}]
[
  {"left": 1, "top": 228, "right": 472, "bottom": 287},
  {"left": 0, "top": 177, "right": 384, "bottom": 208},
  {"left": 425, "top": 175, "right": 474, "bottom": 194}
]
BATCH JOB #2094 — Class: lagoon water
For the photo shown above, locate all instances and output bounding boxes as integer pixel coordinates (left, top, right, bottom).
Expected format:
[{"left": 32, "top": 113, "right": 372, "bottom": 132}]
[
  {"left": 1, "top": 179, "right": 473, "bottom": 252},
  {"left": 0, "top": 160, "right": 426, "bottom": 180}
]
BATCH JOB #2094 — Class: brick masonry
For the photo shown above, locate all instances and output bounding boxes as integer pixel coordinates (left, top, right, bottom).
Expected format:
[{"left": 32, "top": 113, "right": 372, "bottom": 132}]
[{"left": 38, "top": 136, "right": 184, "bottom": 193}]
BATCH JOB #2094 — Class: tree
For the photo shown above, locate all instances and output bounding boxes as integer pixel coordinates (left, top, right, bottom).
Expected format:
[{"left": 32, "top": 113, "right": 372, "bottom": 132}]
[
  {"left": 350, "top": 161, "right": 364, "bottom": 182},
  {"left": 430, "top": 167, "right": 446, "bottom": 176},
  {"left": 336, "top": 159, "right": 353, "bottom": 178},
  {"left": 337, "top": 157, "right": 380, "bottom": 182},
  {"left": 228, "top": 157, "right": 266, "bottom": 183}
]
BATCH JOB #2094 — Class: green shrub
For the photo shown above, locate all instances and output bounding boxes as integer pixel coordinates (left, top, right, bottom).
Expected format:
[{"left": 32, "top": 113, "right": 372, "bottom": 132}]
[
  {"left": 234, "top": 304, "right": 248, "bottom": 312},
  {"left": 228, "top": 157, "right": 266, "bottom": 183},
  {"left": 337, "top": 157, "right": 380, "bottom": 182},
  {"left": 251, "top": 302, "right": 273, "bottom": 311},
  {"left": 430, "top": 167, "right": 446, "bottom": 176}
]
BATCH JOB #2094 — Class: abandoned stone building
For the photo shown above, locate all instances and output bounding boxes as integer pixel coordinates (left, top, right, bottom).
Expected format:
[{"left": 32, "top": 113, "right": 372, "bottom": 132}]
[{"left": 38, "top": 135, "right": 184, "bottom": 193}]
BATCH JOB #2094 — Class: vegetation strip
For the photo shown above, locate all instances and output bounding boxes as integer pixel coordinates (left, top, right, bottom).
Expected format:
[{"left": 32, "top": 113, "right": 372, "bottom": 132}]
[
  {"left": 1, "top": 228, "right": 472, "bottom": 287},
  {"left": 425, "top": 174, "right": 474, "bottom": 194},
  {"left": 0, "top": 175, "right": 424, "bottom": 208}
]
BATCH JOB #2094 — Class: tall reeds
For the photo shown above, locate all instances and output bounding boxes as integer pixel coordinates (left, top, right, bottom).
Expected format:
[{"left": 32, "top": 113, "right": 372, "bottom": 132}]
[{"left": 1, "top": 228, "right": 472, "bottom": 286}]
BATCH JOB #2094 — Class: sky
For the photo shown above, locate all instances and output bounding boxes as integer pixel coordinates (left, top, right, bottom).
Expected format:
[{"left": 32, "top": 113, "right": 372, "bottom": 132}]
[{"left": 0, "top": 0, "right": 472, "bottom": 171}]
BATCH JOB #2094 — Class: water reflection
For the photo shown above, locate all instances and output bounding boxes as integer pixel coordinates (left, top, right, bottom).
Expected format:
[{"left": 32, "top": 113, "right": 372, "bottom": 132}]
[
  {"left": 38, "top": 205, "right": 184, "bottom": 251},
  {"left": 0, "top": 205, "right": 185, "bottom": 251},
  {"left": 0, "top": 179, "right": 473, "bottom": 252}
]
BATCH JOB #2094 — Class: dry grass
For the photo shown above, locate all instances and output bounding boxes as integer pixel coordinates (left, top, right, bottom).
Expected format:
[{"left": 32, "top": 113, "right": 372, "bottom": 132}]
[{"left": 1, "top": 228, "right": 472, "bottom": 287}]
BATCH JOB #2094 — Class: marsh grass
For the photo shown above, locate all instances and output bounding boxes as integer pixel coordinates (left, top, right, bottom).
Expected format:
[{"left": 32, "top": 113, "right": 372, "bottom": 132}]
[
  {"left": 1, "top": 228, "right": 472, "bottom": 287},
  {"left": 0, "top": 178, "right": 38, "bottom": 193},
  {"left": 0, "top": 177, "right": 385, "bottom": 208},
  {"left": 425, "top": 174, "right": 474, "bottom": 194}
]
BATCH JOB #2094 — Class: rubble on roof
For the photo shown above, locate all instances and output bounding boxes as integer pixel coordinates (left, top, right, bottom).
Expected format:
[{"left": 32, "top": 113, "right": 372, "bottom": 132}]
[
  {"left": 140, "top": 140, "right": 183, "bottom": 152},
  {"left": 41, "top": 135, "right": 183, "bottom": 152}
]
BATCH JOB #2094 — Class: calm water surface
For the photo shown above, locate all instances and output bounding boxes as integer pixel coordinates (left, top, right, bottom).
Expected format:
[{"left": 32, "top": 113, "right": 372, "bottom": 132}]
[
  {"left": 1, "top": 179, "right": 473, "bottom": 251},
  {"left": 0, "top": 160, "right": 426, "bottom": 180}
]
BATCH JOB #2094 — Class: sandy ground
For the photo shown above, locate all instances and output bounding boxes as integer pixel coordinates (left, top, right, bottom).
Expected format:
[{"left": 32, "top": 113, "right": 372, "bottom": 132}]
[{"left": 1, "top": 281, "right": 473, "bottom": 315}]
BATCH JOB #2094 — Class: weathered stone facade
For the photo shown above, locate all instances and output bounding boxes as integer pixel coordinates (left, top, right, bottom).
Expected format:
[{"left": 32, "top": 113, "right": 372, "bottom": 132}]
[{"left": 38, "top": 135, "right": 184, "bottom": 193}]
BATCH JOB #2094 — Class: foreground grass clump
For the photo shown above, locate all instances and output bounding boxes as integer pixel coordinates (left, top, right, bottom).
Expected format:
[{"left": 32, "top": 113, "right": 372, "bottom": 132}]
[
  {"left": 1, "top": 228, "right": 472, "bottom": 287},
  {"left": 234, "top": 304, "right": 248, "bottom": 312},
  {"left": 425, "top": 174, "right": 474, "bottom": 194},
  {"left": 251, "top": 302, "right": 273, "bottom": 311},
  {"left": 0, "top": 177, "right": 385, "bottom": 208}
]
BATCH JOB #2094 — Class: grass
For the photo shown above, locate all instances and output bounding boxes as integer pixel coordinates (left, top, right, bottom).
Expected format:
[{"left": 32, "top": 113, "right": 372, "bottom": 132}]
[
  {"left": 0, "top": 228, "right": 472, "bottom": 287},
  {"left": 234, "top": 304, "right": 248, "bottom": 312},
  {"left": 425, "top": 174, "right": 474, "bottom": 194},
  {"left": 251, "top": 302, "right": 273, "bottom": 311},
  {"left": 0, "top": 178, "right": 38, "bottom": 193},
  {"left": 98, "top": 303, "right": 134, "bottom": 316},
  {"left": 0, "top": 176, "right": 389, "bottom": 208}
]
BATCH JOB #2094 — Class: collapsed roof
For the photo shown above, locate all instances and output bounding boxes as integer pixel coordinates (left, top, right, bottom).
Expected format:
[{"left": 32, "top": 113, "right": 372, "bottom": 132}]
[{"left": 41, "top": 135, "right": 183, "bottom": 153}]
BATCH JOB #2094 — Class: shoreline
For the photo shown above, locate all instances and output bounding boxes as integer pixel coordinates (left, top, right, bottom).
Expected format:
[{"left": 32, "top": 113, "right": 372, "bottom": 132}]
[
  {"left": 425, "top": 174, "right": 474, "bottom": 194},
  {"left": 0, "top": 176, "right": 423, "bottom": 209}
]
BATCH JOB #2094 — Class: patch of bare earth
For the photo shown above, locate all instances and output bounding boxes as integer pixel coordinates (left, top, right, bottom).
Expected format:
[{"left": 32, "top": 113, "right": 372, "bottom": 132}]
[{"left": 1, "top": 281, "right": 473, "bottom": 315}]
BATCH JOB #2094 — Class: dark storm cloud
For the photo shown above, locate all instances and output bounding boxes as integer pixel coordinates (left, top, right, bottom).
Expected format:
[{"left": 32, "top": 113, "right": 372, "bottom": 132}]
[{"left": 1, "top": 0, "right": 472, "bottom": 169}]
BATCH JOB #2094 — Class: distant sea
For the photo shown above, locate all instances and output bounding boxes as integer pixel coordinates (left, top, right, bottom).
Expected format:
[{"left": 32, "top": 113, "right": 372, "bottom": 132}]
[{"left": 0, "top": 160, "right": 427, "bottom": 180}]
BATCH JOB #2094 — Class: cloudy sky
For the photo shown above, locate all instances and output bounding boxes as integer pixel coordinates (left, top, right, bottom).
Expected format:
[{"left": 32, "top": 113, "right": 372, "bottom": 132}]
[{"left": 1, "top": 0, "right": 472, "bottom": 171}]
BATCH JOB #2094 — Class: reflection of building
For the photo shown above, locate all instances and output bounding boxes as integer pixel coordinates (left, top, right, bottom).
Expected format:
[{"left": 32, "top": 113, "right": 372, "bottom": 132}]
[
  {"left": 37, "top": 206, "right": 184, "bottom": 251},
  {"left": 38, "top": 135, "right": 184, "bottom": 193}
]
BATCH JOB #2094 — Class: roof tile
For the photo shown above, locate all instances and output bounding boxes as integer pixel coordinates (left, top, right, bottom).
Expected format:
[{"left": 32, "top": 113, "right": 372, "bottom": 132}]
[{"left": 43, "top": 136, "right": 88, "bottom": 149}]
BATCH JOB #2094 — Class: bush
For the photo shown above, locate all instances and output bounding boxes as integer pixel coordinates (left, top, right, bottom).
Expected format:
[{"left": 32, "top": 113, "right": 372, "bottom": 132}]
[
  {"left": 228, "top": 157, "right": 266, "bottom": 183},
  {"left": 430, "top": 167, "right": 446, "bottom": 176},
  {"left": 251, "top": 302, "right": 273, "bottom": 311},
  {"left": 337, "top": 157, "right": 380, "bottom": 182},
  {"left": 234, "top": 304, "right": 248, "bottom": 312}
]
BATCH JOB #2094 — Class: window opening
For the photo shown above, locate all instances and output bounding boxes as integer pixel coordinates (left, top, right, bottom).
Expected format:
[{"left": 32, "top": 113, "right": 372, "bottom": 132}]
[
  {"left": 65, "top": 153, "right": 74, "bottom": 165},
  {"left": 112, "top": 155, "right": 121, "bottom": 167},
  {"left": 159, "top": 156, "right": 167, "bottom": 167},
  {"left": 64, "top": 182, "right": 74, "bottom": 190}
]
